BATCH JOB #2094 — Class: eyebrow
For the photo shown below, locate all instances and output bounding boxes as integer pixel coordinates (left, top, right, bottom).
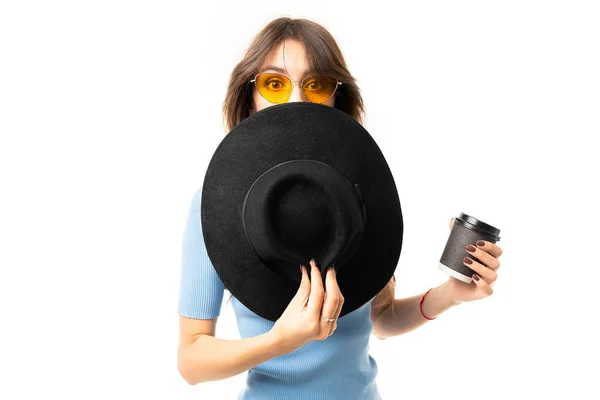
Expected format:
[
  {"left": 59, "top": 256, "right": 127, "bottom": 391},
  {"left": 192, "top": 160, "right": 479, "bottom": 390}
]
[{"left": 258, "top": 65, "right": 317, "bottom": 80}]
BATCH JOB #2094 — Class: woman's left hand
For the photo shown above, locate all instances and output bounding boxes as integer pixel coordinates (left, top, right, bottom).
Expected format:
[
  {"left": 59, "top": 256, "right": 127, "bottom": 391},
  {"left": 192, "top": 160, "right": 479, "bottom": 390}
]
[{"left": 447, "top": 218, "right": 503, "bottom": 304}]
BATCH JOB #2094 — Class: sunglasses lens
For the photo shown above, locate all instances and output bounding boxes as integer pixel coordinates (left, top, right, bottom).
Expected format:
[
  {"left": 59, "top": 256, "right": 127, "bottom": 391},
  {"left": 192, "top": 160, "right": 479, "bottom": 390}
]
[
  {"left": 255, "top": 73, "right": 292, "bottom": 103},
  {"left": 302, "top": 75, "right": 338, "bottom": 104}
]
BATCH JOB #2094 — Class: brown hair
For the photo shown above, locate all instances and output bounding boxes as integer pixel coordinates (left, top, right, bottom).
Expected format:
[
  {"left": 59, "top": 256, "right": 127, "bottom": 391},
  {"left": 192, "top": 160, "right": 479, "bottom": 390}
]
[
  {"left": 221, "top": 17, "right": 366, "bottom": 133},
  {"left": 220, "top": 17, "right": 395, "bottom": 313}
]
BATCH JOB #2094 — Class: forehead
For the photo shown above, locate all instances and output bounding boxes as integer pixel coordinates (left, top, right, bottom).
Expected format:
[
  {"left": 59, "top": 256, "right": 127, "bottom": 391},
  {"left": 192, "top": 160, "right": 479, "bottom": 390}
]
[{"left": 260, "top": 40, "right": 309, "bottom": 69}]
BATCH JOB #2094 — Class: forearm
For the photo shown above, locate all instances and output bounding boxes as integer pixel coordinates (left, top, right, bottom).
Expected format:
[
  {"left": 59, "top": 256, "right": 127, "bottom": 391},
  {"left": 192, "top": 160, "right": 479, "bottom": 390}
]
[
  {"left": 179, "top": 330, "right": 286, "bottom": 385},
  {"left": 372, "top": 280, "right": 460, "bottom": 339}
]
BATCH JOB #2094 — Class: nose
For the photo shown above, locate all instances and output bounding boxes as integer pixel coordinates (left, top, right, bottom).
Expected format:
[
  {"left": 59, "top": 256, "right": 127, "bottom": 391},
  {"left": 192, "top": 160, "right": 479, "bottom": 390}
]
[{"left": 288, "top": 84, "right": 307, "bottom": 103}]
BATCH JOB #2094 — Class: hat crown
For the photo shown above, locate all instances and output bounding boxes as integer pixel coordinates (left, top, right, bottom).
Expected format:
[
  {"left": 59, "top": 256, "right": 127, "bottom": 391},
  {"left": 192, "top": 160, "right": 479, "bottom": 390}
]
[
  {"left": 242, "top": 160, "right": 366, "bottom": 284},
  {"left": 274, "top": 181, "right": 334, "bottom": 255}
]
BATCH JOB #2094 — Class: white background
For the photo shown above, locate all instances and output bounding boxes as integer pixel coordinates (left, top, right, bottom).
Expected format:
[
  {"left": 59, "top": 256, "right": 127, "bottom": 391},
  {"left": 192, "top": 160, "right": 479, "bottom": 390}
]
[{"left": 1, "top": 1, "right": 599, "bottom": 399}]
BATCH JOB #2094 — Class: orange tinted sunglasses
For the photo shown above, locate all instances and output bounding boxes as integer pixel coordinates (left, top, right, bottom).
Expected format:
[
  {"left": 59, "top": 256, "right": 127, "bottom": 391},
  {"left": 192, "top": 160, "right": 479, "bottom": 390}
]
[{"left": 250, "top": 72, "right": 342, "bottom": 104}]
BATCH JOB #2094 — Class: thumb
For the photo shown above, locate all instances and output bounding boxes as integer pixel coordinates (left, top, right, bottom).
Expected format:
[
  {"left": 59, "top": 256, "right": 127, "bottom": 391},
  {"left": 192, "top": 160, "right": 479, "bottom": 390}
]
[
  {"left": 472, "top": 274, "right": 493, "bottom": 296},
  {"left": 294, "top": 264, "right": 311, "bottom": 310},
  {"left": 297, "top": 264, "right": 311, "bottom": 296},
  {"left": 449, "top": 217, "right": 455, "bottom": 231}
]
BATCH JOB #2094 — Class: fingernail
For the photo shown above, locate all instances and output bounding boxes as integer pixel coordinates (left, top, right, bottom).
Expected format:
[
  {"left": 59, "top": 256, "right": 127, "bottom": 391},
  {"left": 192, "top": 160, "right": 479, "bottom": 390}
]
[
  {"left": 300, "top": 264, "right": 304, "bottom": 273},
  {"left": 310, "top": 258, "right": 316, "bottom": 267},
  {"left": 472, "top": 274, "right": 480, "bottom": 281},
  {"left": 463, "top": 257, "right": 473, "bottom": 265},
  {"left": 477, "top": 240, "right": 485, "bottom": 247},
  {"left": 466, "top": 245, "right": 476, "bottom": 253}
]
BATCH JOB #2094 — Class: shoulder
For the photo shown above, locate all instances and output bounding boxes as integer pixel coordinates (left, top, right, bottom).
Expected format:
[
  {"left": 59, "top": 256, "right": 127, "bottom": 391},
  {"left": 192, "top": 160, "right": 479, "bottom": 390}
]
[
  {"left": 185, "top": 187, "right": 203, "bottom": 219},
  {"left": 191, "top": 186, "right": 203, "bottom": 207}
]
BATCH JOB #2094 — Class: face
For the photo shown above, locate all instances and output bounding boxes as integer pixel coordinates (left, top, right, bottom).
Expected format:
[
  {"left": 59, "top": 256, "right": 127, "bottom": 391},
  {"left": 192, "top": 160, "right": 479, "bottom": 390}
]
[{"left": 251, "top": 39, "right": 336, "bottom": 113}]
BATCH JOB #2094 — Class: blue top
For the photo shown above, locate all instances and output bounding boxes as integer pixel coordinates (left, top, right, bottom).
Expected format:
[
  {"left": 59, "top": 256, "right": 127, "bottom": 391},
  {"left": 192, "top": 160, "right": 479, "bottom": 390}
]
[{"left": 178, "top": 187, "right": 382, "bottom": 400}]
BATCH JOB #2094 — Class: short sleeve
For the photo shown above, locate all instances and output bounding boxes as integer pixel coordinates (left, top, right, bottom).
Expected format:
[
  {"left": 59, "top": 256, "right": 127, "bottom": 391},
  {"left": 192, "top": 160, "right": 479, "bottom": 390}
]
[{"left": 177, "top": 187, "right": 226, "bottom": 319}]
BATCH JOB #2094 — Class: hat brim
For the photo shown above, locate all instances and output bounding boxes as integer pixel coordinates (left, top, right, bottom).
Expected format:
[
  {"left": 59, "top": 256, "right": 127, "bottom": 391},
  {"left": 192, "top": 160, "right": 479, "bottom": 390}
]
[{"left": 201, "top": 102, "right": 403, "bottom": 322}]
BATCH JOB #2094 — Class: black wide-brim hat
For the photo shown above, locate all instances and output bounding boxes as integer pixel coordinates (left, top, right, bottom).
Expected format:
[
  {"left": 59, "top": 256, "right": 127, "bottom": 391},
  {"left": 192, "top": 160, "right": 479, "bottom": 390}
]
[{"left": 201, "top": 102, "right": 403, "bottom": 322}]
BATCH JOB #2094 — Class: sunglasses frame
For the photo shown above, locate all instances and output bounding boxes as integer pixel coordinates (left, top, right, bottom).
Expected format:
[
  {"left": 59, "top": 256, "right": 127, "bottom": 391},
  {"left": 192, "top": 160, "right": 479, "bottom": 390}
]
[{"left": 249, "top": 72, "right": 343, "bottom": 104}]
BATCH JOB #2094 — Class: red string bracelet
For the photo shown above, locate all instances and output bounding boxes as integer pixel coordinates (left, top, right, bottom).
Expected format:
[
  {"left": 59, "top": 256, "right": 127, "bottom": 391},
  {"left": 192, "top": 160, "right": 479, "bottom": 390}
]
[{"left": 419, "top": 288, "right": 436, "bottom": 320}]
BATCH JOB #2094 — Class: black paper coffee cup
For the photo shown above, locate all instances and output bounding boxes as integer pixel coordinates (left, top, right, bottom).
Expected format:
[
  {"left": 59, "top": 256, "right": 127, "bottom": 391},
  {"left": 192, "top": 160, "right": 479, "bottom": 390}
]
[{"left": 438, "top": 212, "right": 501, "bottom": 283}]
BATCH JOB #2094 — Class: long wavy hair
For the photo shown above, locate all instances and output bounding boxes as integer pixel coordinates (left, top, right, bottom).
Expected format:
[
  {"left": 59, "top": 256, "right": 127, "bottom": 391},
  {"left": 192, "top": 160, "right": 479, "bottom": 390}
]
[{"left": 220, "top": 17, "right": 396, "bottom": 316}]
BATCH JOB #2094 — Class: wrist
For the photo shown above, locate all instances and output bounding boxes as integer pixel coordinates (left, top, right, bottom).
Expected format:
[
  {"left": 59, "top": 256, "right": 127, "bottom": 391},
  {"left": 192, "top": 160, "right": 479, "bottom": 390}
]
[
  {"left": 267, "top": 328, "right": 298, "bottom": 355},
  {"left": 439, "top": 280, "right": 462, "bottom": 307},
  {"left": 421, "top": 282, "right": 460, "bottom": 320}
]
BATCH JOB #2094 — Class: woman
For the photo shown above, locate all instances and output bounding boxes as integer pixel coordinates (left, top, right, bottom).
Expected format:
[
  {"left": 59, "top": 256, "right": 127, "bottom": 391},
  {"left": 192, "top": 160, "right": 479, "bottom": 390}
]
[{"left": 177, "top": 17, "right": 503, "bottom": 400}]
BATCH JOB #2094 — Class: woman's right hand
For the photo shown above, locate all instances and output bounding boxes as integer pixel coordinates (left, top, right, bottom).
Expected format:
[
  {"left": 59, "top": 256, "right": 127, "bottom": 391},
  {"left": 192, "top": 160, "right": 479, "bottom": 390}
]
[{"left": 271, "top": 258, "right": 345, "bottom": 353}]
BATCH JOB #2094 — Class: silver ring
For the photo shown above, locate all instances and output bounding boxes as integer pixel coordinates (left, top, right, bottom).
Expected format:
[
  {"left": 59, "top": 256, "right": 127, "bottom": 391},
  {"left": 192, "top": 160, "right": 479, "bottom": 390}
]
[{"left": 322, "top": 315, "right": 335, "bottom": 322}]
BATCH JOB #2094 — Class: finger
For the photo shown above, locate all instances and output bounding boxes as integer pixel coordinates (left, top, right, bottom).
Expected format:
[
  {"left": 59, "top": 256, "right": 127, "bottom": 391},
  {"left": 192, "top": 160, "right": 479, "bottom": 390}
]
[
  {"left": 297, "top": 264, "right": 311, "bottom": 311},
  {"left": 307, "top": 259, "right": 325, "bottom": 317},
  {"left": 329, "top": 268, "right": 345, "bottom": 336},
  {"left": 464, "top": 256, "right": 497, "bottom": 283},
  {"left": 465, "top": 244, "right": 501, "bottom": 270},
  {"left": 476, "top": 239, "right": 503, "bottom": 259},
  {"left": 449, "top": 217, "right": 455, "bottom": 231},
  {"left": 329, "top": 266, "right": 344, "bottom": 318},
  {"left": 323, "top": 267, "right": 341, "bottom": 336},
  {"left": 472, "top": 274, "right": 494, "bottom": 296}
]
